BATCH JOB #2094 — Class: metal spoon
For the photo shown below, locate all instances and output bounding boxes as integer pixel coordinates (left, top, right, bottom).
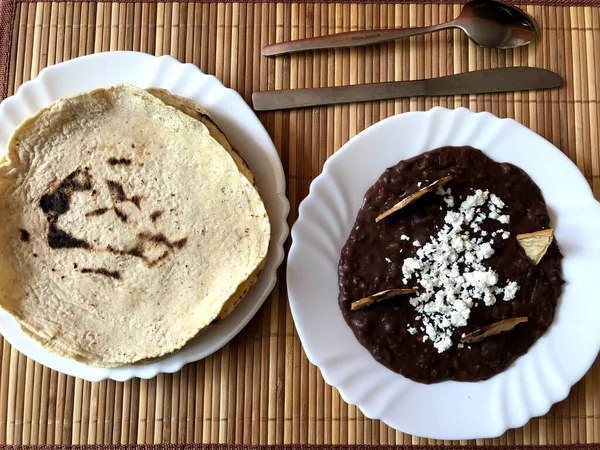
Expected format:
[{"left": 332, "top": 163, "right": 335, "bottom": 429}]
[{"left": 262, "top": 0, "right": 538, "bottom": 57}]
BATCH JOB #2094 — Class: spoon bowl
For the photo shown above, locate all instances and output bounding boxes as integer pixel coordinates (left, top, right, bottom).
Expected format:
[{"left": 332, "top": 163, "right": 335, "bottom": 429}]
[{"left": 455, "top": 0, "right": 538, "bottom": 49}]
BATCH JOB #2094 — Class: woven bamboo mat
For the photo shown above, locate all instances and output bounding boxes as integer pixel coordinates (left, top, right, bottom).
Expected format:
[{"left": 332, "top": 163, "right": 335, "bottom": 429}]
[{"left": 0, "top": 0, "right": 600, "bottom": 446}]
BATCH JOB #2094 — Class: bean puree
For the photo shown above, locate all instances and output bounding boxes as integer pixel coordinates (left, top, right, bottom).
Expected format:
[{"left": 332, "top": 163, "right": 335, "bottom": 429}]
[{"left": 338, "top": 146, "right": 563, "bottom": 383}]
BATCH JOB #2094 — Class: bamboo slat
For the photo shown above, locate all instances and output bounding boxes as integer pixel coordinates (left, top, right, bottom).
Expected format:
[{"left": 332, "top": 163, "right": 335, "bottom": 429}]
[{"left": 0, "top": 0, "right": 600, "bottom": 445}]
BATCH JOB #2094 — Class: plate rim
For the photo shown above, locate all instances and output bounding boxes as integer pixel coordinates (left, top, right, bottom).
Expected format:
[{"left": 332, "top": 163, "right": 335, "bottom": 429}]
[
  {"left": 287, "top": 106, "right": 600, "bottom": 439},
  {"left": 0, "top": 51, "right": 290, "bottom": 382}
]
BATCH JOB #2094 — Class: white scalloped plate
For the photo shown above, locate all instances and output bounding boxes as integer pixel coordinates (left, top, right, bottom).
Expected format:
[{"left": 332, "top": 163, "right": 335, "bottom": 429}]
[
  {"left": 287, "top": 107, "right": 600, "bottom": 440},
  {"left": 0, "top": 51, "right": 289, "bottom": 382}
]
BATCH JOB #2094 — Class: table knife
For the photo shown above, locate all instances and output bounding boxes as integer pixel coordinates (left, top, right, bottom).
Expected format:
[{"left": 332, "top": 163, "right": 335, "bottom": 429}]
[{"left": 252, "top": 67, "right": 561, "bottom": 111}]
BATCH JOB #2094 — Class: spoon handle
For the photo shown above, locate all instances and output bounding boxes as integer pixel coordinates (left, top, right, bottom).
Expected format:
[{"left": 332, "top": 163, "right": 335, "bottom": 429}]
[{"left": 262, "top": 22, "right": 454, "bottom": 56}]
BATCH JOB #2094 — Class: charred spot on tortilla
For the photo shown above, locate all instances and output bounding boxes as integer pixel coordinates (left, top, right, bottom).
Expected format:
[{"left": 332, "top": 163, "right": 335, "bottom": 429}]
[
  {"left": 81, "top": 268, "right": 122, "bottom": 280},
  {"left": 40, "top": 168, "right": 92, "bottom": 215},
  {"left": 113, "top": 208, "right": 128, "bottom": 223},
  {"left": 130, "top": 196, "right": 141, "bottom": 208},
  {"left": 85, "top": 208, "right": 110, "bottom": 217},
  {"left": 150, "top": 210, "right": 164, "bottom": 223},
  {"left": 106, "top": 232, "right": 188, "bottom": 268},
  {"left": 107, "top": 157, "right": 133, "bottom": 166},
  {"left": 47, "top": 221, "right": 91, "bottom": 249},
  {"left": 39, "top": 168, "right": 94, "bottom": 250},
  {"left": 20, "top": 229, "right": 30, "bottom": 242},
  {"left": 106, "top": 180, "right": 141, "bottom": 209},
  {"left": 106, "top": 179, "right": 126, "bottom": 201}
]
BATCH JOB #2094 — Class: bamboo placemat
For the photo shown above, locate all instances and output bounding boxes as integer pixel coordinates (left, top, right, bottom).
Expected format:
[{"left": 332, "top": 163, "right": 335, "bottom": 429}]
[
  {"left": 0, "top": 0, "right": 600, "bottom": 446},
  {"left": 0, "top": 446, "right": 599, "bottom": 450}
]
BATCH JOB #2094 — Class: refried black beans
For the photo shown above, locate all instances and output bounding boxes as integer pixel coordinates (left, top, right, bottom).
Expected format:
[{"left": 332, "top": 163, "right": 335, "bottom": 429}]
[{"left": 338, "top": 147, "right": 563, "bottom": 383}]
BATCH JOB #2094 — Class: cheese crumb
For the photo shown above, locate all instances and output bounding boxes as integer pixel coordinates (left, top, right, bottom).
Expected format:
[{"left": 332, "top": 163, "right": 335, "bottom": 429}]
[
  {"left": 503, "top": 281, "right": 519, "bottom": 301},
  {"left": 400, "top": 234, "right": 410, "bottom": 241},
  {"left": 460, "top": 189, "right": 488, "bottom": 211},
  {"left": 407, "top": 326, "right": 418, "bottom": 335},
  {"left": 475, "top": 242, "right": 494, "bottom": 260},
  {"left": 489, "top": 194, "right": 505, "bottom": 209},
  {"left": 402, "top": 258, "right": 421, "bottom": 277}
]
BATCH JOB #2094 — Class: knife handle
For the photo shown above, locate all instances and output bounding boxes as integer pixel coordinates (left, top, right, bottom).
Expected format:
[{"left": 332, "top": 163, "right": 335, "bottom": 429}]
[
  {"left": 262, "top": 23, "right": 453, "bottom": 57},
  {"left": 252, "top": 81, "right": 425, "bottom": 111}
]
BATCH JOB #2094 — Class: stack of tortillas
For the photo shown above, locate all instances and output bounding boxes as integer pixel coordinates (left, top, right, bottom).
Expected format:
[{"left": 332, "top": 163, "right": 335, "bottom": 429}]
[{"left": 0, "top": 84, "right": 270, "bottom": 367}]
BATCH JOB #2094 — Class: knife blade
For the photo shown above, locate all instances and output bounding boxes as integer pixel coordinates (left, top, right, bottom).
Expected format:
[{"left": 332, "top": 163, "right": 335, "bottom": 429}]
[{"left": 252, "top": 67, "right": 561, "bottom": 111}]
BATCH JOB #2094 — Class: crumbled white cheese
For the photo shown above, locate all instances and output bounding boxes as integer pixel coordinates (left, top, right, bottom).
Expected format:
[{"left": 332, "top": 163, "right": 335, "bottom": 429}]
[
  {"left": 400, "top": 234, "right": 410, "bottom": 241},
  {"left": 489, "top": 194, "right": 505, "bottom": 209},
  {"left": 503, "top": 281, "right": 519, "bottom": 301},
  {"left": 460, "top": 189, "right": 488, "bottom": 211},
  {"left": 417, "top": 182, "right": 422, "bottom": 187},
  {"left": 464, "top": 252, "right": 475, "bottom": 264},
  {"left": 385, "top": 257, "right": 392, "bottom": 263},
  {"left": 445, "top": 211, "right": 464, "bottom": 229},
  {"left": 402, "top": 258, "right": 421, "bottom": 278},
  {"left": 401, "top": 188, "right": 518, "bottom": 354},
  {"left": 502, "top": 231, "right": 510, "bottom": 239},
  {"left": 475, "top": 242, "right": 494, "bottom": 260},
  {"left": 434, "top": 336, "right": 453, "bottom": 353},
  {"left": 443, "top": 196, "right": 454, "bottom": 207},
  {"left": 407, "top": 326, "right": 418, "bottom": 335}
]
